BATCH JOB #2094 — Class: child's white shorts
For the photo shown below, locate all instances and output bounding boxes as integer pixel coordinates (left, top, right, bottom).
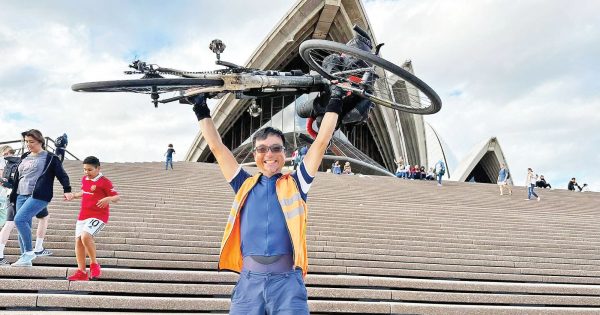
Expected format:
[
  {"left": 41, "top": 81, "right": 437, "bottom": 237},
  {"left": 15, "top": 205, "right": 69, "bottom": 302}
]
[{"left": 75, "top": 218, "right": 106, "bottom": 238}]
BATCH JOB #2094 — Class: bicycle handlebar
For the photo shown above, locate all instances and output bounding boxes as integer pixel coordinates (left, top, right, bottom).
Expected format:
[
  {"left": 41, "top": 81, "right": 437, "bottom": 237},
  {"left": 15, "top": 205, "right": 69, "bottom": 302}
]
[{"left": 352, "top": 24, "right": 371, "bottom": 41}]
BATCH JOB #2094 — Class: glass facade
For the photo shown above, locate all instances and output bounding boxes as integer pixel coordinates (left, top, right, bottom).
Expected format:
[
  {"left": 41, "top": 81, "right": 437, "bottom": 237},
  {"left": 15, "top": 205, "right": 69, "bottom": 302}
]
[{"left": 215, "top": 93, "right": 388, "bottom": 175}]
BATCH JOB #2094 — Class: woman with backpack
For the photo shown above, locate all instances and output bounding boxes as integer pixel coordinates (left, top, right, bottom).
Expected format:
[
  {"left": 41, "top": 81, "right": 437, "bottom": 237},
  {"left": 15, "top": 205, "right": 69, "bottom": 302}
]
[{"left": 9, "top": 130, "right": 73, "bottom": 267}]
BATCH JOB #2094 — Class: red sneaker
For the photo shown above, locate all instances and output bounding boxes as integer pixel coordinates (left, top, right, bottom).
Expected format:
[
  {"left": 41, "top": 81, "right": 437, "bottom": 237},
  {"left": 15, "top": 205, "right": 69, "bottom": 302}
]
[
  {"left": 90, "top": 263, "right": 102, "bottom": 279},
  {"left": 67, "top": 269, "right": 89, "bottom": 281}
]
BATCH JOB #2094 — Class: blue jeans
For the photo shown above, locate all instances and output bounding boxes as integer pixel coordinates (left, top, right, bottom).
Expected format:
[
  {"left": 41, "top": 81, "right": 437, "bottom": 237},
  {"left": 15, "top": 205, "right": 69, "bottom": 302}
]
[
  {"left": 14, "top": 195, "right": 49, "bottom": 253},
  {"left": 528, "top": 184, "right": 538, "bottom": 199},
  {"left": 165, "top": 157, "right": 173, "bottom": 170},
  {"left": 229, "top": 269, "right": 309, "bottom": 315},
  {"left": 437, "top": 173, "right": 443, "bottom": 184}
]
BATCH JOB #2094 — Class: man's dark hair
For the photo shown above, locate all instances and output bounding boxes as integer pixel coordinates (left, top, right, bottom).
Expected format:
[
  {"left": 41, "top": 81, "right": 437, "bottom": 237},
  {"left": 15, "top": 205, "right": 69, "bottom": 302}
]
[
  {"left": 252, "top": 127, "right": 286, "bottom": 148},
  {"left": 83, "top": 156, "right": 101, "bottom": 167}
]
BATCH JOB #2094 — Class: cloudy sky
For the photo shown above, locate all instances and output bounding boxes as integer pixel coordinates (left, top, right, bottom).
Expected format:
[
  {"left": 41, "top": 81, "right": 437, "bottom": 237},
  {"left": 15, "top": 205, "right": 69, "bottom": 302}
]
[{"left": 1, "top": 0, "right": 598, "bottom": 191}]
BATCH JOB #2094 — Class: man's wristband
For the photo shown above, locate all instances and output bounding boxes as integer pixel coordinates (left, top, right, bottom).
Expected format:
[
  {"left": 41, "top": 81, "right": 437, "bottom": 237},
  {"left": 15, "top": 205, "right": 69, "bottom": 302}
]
[{"left": 193, "top": 104, "right": 211, "bottom": 121}]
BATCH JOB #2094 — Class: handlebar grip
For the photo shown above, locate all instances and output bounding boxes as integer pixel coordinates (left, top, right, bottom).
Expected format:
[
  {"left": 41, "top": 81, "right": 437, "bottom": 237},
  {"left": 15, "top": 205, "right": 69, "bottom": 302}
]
[{"left": 352, "top": 24, "right": 371, "bottom": 41}]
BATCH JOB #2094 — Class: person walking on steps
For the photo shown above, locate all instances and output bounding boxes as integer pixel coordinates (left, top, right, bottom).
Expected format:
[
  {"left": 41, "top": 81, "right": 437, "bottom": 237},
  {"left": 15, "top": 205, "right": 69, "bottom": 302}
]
[
  {"left": 525, "top": 168, "right": 540, "bottom": 201},
  {"left": 165, "top": 144, "right": 176, "bottom": 170},
  {"left": 1, "top": 146, "right": 54, "bottom": 265},
  {"left": 434, "top": 160, "right": 446, "bottom": 186},
  {"left": 66, "top": 156, "right": 120, "bottom": 281},
  {"left": 9, "top": 129, "right": 73, "bottom": 267},
  {"left": 189, "top": 83, "right": 343, "bottom": 314},
  {"left": 497, "top": 163, "right": 512, "bottom": 196}
]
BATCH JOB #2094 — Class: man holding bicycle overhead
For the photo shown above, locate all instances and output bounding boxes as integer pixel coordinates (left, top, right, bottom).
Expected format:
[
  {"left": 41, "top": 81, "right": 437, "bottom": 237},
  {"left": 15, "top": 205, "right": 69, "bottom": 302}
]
[{"left": 190, "top": 84, "right": 343, "bottom": 314}]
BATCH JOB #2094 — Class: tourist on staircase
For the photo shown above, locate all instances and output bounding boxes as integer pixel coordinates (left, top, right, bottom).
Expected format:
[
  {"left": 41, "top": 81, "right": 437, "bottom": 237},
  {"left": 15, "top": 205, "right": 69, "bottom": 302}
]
[
  {"left": 66, "top": 156, "right": 120, "bottom": 281},
  {"left": 188, "top": 83, "right": 342, "bottom": 314},
  {"left": 164, "top": 144, "right": 176, "bottom": 170},
  {"left": 525, "top": 168, "right": 540, "bottom": 201},
  {"left": 536, "top": 175, "right": 551, "bottom": 189},
  {"left": 9, "top": 129, "right": 73, "bottom": 267},
  {"left": 0, "top": 146, "right": 54, "bottom": 265},
  {"left": 497, "top": 163, "right": 512, "bottom": 195}
]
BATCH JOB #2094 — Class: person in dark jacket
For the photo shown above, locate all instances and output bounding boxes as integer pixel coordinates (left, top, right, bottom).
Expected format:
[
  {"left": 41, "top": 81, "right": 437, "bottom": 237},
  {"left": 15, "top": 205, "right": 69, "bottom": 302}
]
[
  {"left": 568, "top": 177, "right": 587, "bottom": 192},
  {"left": 54, "top": 133, "right": 68, "bottom": 162},
  {"left": 9, "top": 129, "right": 73, "bottom": 267},
  {"left": 0, "top": 146, "right": 54, "bottom": 266},
  {"left": 536, "top": 175, "right": 551, "bottom": 189}
]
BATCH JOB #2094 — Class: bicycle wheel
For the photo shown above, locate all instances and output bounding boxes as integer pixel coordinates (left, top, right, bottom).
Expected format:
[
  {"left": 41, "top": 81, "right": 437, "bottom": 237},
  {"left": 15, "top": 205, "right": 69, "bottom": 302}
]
[
  {"left": 71, "top": 78, "right": 223, "bottom": 94},
  {"left": 300, "top": 39, "right": 441, "bottom": 114}
]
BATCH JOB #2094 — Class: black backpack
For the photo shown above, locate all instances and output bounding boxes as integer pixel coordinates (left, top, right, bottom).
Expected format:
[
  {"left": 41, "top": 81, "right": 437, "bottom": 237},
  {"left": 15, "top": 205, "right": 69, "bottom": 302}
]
[
  {"left": 55, "top": 133, "right": 68, "bottom": 148},
  {"left": 2, "top": 156, "right": 20, "bottom": 189}
]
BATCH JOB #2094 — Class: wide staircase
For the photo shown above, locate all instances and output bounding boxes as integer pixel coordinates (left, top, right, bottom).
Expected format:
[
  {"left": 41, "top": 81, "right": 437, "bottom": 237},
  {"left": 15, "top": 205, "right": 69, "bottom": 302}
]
[{"left": 1, "top": 161, "right": 600, "bottom": 314}]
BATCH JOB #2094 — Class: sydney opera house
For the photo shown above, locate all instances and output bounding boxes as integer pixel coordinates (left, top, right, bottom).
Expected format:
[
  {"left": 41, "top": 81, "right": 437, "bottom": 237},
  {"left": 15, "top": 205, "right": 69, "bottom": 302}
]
[{"left": 185, "top": 0, "right": 509, "bottom": 183}]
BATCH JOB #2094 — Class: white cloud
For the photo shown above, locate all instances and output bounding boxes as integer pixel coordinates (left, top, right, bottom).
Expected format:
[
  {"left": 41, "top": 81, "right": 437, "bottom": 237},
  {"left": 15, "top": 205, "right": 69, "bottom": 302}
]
[
  {"left": 1, "top": 0, "right": 599, "bottom": 192},
  {"left": 365, "top": 0, "right": 600, "bottom": 191},
  {"left": 0, "top": 0, "right": 294, "bottom": 164}
]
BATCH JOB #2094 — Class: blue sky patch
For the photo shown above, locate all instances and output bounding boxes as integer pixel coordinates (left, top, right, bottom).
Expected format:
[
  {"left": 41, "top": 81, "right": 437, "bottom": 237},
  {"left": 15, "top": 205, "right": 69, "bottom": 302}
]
[
  {"left": 6, "top": 112, "right": 27, "bottom": 121},
  {"left": 449, "top": 89, "right": 462, "bottom": 97}
]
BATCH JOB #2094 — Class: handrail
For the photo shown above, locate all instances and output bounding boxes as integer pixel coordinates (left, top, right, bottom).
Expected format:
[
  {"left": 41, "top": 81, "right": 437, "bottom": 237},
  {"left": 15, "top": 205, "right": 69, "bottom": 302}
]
[
  {"left": 44, "top": 137, "right": 80, "bottom": 161},
  {"left": 0, "top": 138, "right": 80, "bottom": 161},
  {"left": 0, "top": 139, "right": 24, "bottom": 155},
  {"left": 0, "top": 139, "right": 22, "bottom": 146}
]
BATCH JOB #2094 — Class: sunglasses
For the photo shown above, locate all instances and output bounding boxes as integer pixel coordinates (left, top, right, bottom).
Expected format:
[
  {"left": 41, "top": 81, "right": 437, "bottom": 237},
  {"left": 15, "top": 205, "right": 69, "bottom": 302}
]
[{"left": 254, "top": 144, "right": 285, "bottom": 154}]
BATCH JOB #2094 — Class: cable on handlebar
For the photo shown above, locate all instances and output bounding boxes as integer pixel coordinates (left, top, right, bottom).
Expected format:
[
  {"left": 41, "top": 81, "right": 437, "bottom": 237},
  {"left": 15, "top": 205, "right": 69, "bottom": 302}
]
[{"left": 306, "top": 117, "right": 318, "bottom": 139}]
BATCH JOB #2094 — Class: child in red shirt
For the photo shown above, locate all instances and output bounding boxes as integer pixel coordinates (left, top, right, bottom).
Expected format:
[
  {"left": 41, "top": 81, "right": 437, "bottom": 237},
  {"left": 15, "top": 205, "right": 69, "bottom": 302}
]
[{"left": 67, "top": 156, "right": 120, "bottom": 281}]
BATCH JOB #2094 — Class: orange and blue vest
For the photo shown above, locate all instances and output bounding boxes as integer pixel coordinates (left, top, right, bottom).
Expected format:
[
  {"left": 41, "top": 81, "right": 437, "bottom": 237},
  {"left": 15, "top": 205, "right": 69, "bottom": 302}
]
[{"left": 218, "top": 169, "right": 310, "bottom": 277}]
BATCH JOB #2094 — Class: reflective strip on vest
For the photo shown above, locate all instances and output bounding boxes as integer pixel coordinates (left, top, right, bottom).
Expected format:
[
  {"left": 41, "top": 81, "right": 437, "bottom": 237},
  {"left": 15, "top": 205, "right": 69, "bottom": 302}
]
[{"left": 218, "top": 172, "right": 309, "bottom": 277}]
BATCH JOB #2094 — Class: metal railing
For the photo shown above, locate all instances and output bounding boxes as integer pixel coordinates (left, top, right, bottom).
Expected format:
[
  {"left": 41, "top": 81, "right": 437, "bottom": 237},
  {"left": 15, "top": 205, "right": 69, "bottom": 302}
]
[{"left": 0, "top": 137, "right": 80, "bottom": 161}]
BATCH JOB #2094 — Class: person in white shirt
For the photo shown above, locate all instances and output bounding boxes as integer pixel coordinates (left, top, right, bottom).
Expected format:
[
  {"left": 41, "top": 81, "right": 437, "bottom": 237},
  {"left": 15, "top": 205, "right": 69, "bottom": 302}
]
[{"left": 525, "top": 168, "right": 540, "bottom": 201}]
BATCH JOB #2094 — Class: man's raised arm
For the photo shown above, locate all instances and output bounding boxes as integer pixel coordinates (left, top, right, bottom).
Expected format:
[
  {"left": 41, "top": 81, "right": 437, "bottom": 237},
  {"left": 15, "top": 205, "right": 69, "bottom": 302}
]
[
  {"left": 302, "top": 85, "right": 344, "bottom": 176},
  {"left": 190, "top": 94, "right": 240, "bottom": 181}
]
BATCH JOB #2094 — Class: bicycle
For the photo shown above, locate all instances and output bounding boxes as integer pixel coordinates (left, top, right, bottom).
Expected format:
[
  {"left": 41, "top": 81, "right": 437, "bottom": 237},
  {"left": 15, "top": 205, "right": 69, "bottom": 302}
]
[{"left": 72, "top": 25, "right": 441, "bottom": 117}]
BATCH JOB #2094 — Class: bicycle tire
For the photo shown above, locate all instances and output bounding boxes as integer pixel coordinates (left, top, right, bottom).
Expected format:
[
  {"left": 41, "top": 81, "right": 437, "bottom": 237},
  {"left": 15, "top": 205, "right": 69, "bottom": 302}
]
[
  {"left": 300, "top": 39, "right": 441, "bottom": 114},
  {"left": 71, "top": 78, "right": 224, "bottom": 94}
]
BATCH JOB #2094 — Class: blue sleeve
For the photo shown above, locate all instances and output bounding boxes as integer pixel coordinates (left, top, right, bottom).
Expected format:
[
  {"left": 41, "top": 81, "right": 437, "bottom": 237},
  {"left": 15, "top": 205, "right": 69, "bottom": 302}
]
[
  {"left": 229, "top": 167, "right": 251, "bottom": 194},
  {"left": 291, "top": 162, "right": 314, "bottom": 201}
]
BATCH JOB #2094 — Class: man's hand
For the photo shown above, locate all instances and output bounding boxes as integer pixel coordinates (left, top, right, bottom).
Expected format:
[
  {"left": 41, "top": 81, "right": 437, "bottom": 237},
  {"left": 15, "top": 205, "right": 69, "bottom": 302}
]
[{"left": 188, "top": 94, "right": 211, "bottom": 121}]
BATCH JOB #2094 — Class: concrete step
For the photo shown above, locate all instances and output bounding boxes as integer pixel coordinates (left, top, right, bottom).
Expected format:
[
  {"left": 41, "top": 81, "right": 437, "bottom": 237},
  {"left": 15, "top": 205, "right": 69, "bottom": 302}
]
[{"left": 2, "top": 161, "right": 598, "bottom": 313}]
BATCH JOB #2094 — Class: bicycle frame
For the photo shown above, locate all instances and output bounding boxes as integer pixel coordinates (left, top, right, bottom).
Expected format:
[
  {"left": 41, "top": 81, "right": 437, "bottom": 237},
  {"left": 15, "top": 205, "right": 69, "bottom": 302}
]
[{"left": 159, "top": 72, "right": 328, "bottom": 104}]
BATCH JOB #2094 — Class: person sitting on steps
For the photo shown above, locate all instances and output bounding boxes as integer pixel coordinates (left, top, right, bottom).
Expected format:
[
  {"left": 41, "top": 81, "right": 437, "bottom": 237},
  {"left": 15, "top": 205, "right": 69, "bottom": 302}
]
[
  {"left": 568, "top": 177, "right": 587, "bottom": 192},
  {"left": 536, "top": 175, "right": 551, "bottom": 189}
]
